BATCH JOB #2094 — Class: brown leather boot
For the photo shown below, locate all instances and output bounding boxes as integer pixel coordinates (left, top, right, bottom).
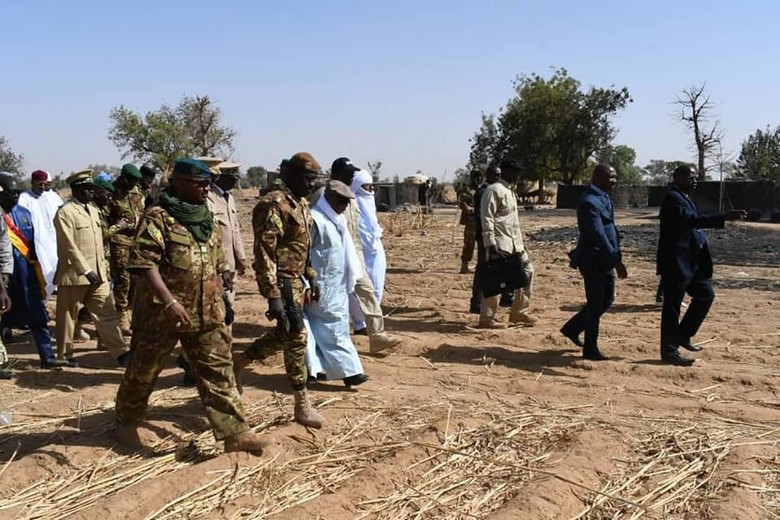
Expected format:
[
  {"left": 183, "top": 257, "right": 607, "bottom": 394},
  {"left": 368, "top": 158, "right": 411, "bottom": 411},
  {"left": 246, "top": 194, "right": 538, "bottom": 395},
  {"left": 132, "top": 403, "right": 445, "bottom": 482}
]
[
  {"left": 293, "top": 389, "right": 324, "bottom": 428},
  {"left": 224, "top": 430, "right": 269, "bottom": 456},
  {"left": 232, "top": 353, "right": 251, "bottom": 394}
]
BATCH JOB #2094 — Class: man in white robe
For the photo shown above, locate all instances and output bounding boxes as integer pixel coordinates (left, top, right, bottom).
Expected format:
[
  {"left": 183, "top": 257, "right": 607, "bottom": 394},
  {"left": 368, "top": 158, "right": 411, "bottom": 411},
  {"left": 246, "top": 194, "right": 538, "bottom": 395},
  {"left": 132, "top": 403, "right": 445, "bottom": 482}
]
[
  {"left": 18, "top": 170, "right": 63, "bottom": 296},
  {"left": 349, "top": 170, "right": 387, "bottom": 303},
  {"left": 304, "top": 180, "right": 369, "bottom": 387}
]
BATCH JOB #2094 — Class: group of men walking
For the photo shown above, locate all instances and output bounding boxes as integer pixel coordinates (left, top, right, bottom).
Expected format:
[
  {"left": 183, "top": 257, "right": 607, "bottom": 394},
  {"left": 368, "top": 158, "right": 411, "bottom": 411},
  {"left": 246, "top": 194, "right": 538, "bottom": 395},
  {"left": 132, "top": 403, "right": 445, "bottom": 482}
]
[{"left": 459, "top": 160, "right": 745, "bottom": 366}]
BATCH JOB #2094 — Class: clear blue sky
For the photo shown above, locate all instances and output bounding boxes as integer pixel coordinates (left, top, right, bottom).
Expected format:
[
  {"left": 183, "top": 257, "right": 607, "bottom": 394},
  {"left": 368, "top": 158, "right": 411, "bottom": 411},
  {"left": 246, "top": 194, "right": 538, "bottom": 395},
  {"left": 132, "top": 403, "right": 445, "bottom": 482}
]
[{"left": 2, "top": 0, "right": 780, "bottom": 180}]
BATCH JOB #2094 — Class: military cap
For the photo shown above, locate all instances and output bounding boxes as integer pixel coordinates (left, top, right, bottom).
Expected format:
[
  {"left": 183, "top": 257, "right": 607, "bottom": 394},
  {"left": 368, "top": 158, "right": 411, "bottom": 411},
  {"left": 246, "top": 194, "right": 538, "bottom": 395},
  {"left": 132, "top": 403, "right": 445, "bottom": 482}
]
[
  {"left": 121, "top": 163, "right": 142, "bottom": 179},
  {"left": 218, "top": 161, "right": 241, "bottom": 176},
  {"left": 195, "top": 156, "right": 224, "bottom": 175},
  {"left": 93, "top": 176, "right": 115, "bottom": 193},
  {"left": 66, "top": 169, "right": 95, "bottom": 187},
  {"left": 287, "top": 152, "right": 321, "bottom": 174},
  {"left": 172, "top": 158, "right": 213, "bottom": 180},
  {"left": 331, "top": 157, "right": 359, "bottom": 177},
  {"left": 325, "top": 179, "right": 355, "bottom": 200}
]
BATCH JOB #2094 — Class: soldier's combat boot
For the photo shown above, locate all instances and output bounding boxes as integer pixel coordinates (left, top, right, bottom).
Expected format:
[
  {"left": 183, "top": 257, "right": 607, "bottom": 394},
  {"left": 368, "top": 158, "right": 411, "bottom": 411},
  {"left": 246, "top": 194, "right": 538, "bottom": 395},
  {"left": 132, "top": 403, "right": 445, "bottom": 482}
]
[
  {"left": 115, "top": 423, "right": 146, "bottom": 450},
  {"left": 119, "top": 310, "right": 132, "bottom": 336},
  {"left": 232, "top": 353, "right": 252, "bottom": 394},
  {"left": 224, "top": 430, "right": 269, "bottom": 456},
  {"left": 369, "top": 333, "right": 402, "bottom": 354},
  {"left": 293, "top": 389, "right": 324, "bottom": 429}
]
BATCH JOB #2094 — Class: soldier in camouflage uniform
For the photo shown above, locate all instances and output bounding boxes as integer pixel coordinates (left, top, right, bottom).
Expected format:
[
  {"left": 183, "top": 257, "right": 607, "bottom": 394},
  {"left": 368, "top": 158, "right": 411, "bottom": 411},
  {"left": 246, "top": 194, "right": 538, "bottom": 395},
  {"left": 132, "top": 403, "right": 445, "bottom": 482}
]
[
  {"left": 115, "top": 158, "right": 266, "bottom": 454},
  {"left": 93, "top": 175, "right": 114, "bottom": 264},
  {"left": 233, "top": 152, "right": 325, "bottom": 429},
  {"left": 107, "top": 164, "right": 145, "bottom": 335},
  {"left": 458, "top": 170, "right": 481, "bottom": 274}
]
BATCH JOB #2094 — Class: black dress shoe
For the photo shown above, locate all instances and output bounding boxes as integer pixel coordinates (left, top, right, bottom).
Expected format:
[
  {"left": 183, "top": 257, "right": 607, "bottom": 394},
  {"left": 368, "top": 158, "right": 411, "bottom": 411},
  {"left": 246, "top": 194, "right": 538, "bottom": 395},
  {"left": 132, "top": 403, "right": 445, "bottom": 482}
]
[
  {"left": 65, "top": 358, "right": 79, "bottom": 368},
  {"left": 560, "top": 328, "right": 584, "bottom": 348},
  {"left": 0, "top": 368, "right": 12, "bottom": 379},
  {"left": 353, "top": 328, "right": 368, "bottom": 336},
  {"left": 40, "top": 359, "right": 65, "bottom": 371},
  {"left": 679, "top": 342, "right": 703, "bottom": 352},
  {"left": 583, "top": 350, "right": 608, "bottom": 361},
  {"left": 661, "top": 352, "right": 695, "bottom": 366},
  {"left": 343, "top": 374, "right": 370, "bottom": 387}
]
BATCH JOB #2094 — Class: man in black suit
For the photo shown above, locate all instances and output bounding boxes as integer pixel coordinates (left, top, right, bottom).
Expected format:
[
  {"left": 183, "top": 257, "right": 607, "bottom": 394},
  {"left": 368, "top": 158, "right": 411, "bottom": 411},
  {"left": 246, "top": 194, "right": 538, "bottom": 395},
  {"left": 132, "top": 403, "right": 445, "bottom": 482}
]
[
  {"left": 657, "top": 165, "right": 745, "bottom": 366},
  {"left": 561, "top": 164, "right": 628, "bottom": 360}
]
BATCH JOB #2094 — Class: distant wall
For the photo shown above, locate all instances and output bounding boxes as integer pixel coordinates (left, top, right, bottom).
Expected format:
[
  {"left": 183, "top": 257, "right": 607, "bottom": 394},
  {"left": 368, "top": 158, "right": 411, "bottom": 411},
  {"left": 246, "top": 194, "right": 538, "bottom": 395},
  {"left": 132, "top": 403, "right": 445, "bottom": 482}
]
[
  {"left": 556, "top": 185, "right": 649, "bottom": 209},
  {"left": 375, "top": 183, "right": 419, "bottom": 211}
]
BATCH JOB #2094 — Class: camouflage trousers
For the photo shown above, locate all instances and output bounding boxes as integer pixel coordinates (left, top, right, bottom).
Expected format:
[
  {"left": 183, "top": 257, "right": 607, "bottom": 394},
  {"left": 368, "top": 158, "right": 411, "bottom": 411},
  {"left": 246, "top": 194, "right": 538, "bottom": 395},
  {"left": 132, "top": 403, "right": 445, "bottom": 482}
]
[
  {"left": 110, "top": 244, "right": 135, "bottom": 313},
  {"left": 243, "top": 278, "right": 308, "bottom": 391},
  {"left": 461, "top": 222, "right": 477, "bottom": 263},
  {"left": 115, "top": 316, "right": 248, "bottom": 440}
]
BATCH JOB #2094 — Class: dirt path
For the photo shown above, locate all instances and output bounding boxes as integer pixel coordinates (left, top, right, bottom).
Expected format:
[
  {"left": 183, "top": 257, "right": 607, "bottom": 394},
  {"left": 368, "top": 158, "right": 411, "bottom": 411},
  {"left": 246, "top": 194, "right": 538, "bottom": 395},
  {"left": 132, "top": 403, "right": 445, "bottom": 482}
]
[{"left": 1, "top": 196, "right": 779, "bottom": 519}]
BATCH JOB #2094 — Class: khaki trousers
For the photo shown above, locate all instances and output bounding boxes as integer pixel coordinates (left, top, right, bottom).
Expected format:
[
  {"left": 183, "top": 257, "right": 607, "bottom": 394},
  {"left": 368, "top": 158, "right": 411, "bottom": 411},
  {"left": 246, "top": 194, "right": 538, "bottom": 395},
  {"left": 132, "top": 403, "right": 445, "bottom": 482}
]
[
  {"left": 56, "top": 283, "right": 127, "bottom": 360},
  {"left": 353, "top": 275, "right": 385, "bottom": 335},
  {"left": 480, "top": 256, "right": 534, "bottom": 324}
]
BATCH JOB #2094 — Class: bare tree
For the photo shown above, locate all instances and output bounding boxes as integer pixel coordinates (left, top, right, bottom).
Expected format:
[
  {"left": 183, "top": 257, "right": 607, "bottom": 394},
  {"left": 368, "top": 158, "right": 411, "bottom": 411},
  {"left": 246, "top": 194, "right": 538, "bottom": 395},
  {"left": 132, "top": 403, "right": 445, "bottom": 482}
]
[
  {"left": 675, "top": 83, "right": 724, "bottom": 181},
  {"left": 366, "top": 160, "right": 383, "bottom": 183}
]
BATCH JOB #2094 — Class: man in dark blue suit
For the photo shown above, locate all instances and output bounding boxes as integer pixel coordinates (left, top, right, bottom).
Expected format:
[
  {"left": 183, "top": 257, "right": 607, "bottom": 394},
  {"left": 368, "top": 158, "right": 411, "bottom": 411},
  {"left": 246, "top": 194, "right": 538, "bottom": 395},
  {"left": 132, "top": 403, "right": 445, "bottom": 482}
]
[
  {"left": 657, "top": 165, "right": 745, "bottom": 366},
  {"left": 561, "top": 164, "right": 628, "bottom": 360}
]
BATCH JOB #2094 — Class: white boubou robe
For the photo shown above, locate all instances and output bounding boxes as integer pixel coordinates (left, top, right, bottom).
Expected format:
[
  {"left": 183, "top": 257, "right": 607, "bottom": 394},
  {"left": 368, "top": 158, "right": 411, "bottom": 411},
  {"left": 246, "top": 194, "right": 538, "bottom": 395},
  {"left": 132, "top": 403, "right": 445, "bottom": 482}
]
[
  {"left": 305, "top": 198, "right": 364, "bottom": 380},
  {"left": 18, "top": 189, "right": 63, "bottom": 296}
]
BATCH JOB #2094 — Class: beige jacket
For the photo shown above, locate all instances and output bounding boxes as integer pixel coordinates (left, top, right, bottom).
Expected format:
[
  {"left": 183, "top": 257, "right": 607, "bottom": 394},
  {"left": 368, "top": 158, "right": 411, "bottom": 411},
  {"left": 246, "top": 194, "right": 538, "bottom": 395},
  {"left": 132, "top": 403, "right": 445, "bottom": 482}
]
[
  {"left": 481, "top": 179, "right": 525, "bottom": 254},
  {"left": 54, "top": 201, "right": 109, "bottom": 286},
  {"left": 208, "top": 188, "right": 246, "bottom": 272}
]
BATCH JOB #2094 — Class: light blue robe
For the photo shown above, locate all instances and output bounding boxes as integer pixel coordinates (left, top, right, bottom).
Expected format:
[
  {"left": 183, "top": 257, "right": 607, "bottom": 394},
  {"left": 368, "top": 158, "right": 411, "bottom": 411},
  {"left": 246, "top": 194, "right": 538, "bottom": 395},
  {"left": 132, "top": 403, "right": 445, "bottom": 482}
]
[{"left": 305, "top": 207, "right": 364, "bottom": 379}]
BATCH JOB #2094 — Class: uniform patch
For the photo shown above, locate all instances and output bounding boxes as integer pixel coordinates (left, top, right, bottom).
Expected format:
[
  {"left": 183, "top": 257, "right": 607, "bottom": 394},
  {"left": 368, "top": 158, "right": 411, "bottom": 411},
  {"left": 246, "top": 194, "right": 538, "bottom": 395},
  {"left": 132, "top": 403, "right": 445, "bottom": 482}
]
[
  {"left": 147, "top": 223, "right": 164, "bottom": 246},
  {"left": 269, "top": 212, "right": 284, "bottom": 233}
]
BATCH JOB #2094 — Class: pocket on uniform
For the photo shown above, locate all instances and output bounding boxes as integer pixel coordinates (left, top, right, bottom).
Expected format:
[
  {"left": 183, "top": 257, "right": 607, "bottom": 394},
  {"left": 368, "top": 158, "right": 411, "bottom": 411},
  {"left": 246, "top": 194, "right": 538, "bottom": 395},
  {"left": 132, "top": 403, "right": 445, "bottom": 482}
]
[{"left": 167, "top": 231, "right": 193, "bottom": 270}]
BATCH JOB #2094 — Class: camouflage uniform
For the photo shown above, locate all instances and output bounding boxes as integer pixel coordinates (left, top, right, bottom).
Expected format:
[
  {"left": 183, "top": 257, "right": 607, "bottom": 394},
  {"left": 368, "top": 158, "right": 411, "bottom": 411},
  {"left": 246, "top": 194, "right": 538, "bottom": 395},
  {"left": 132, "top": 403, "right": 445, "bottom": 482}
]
[
  {"left": 115, "top": 206, "right": 249, "bottom": 440},
  {"left": 243, "top": 179, "right": 315, "bottom": 390},
  {"left": 98, "top": 204, "right": 111, "bottom": 264},
  {"left": 457, "top": 184, "right": 477, "bottom": 264},
  {"left": 107, "top": 185, "right": 145, "bottom": 315}
]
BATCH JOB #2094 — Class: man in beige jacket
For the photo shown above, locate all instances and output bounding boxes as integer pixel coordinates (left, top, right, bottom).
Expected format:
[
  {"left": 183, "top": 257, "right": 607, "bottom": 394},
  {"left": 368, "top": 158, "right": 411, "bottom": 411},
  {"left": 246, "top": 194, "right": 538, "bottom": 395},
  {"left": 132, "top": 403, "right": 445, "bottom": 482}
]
[
  {"left": 54, "top": 170, "right": 129, "bottom": 367},
  {"left": 208, "top": 162, "right": 247, "bottom": 317},
  {"left": 479, "top": 159, "right": 536, "bottom": 329}
]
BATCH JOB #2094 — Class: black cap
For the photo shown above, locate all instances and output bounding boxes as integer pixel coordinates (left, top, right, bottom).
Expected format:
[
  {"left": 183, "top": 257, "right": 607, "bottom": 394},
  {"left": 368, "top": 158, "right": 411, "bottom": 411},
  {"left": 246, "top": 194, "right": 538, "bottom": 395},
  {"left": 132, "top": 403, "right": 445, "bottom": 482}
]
[
  {"left": 331, "top": 157, "right": 359, "bottom": 177},
  {"left": 140, "top": 163, "right": 158, "bottom": 178},
  {"left": 499, "top": 158, "right": 522, "bottom": 171}
]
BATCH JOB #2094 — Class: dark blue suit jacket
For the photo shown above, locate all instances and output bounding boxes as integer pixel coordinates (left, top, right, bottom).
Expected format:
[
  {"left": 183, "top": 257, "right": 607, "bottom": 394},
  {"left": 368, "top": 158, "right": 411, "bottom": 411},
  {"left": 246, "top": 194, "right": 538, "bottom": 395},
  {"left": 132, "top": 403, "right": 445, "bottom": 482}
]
[
  {"left": 569, "top": 185, "right": 621, "bottom": 272},
  {"left": 656, "top": 185, "right": 725, "bottom": 283}
]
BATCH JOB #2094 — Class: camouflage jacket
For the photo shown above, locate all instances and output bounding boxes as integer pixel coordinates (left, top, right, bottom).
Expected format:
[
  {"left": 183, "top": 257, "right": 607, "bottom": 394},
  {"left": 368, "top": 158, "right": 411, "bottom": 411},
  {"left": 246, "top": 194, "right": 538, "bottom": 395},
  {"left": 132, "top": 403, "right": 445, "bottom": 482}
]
[
  {"left": 108, "top": 186, "right": 145, "bottom": 246},
  {"left": 129, "top": 206, "right": 227, "bottom": 330},
  {"left": 97, "top": 203, "right": 111, "bottom": 263},
  {"left": 252, "top": 179, "right": 315, "bottom": 300}
]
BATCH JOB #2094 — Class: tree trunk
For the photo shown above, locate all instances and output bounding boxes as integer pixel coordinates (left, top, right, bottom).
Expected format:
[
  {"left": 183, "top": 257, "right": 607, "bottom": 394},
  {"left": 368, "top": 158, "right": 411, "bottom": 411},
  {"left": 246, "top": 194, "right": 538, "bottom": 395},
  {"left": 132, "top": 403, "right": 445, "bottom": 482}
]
[{"left": 538, "top": 177, "right": 545, "bottom": 203}]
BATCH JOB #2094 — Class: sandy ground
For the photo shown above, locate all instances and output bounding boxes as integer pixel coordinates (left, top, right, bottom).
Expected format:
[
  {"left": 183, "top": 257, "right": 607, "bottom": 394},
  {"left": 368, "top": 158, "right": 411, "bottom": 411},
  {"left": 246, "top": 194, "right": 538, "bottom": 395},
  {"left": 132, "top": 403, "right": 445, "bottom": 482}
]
[{"left": 1, "top": 191, "right": 779, "bottom": 519}]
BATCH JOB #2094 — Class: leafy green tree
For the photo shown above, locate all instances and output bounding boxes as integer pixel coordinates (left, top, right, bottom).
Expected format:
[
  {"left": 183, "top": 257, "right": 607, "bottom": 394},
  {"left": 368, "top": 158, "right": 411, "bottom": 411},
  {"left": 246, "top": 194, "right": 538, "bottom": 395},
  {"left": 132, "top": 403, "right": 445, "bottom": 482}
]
[
  {"left": 469, "top": 68, "right": 630, "bottom": 190},
  {"left": 642, "top": 159, "right": 695, "bottom": 185},
  {"left": 595, "top": 144, "right": 643, "bottom": 185},
  {"left": 0, "top": 135, "right": 25, "bottom": 178},
  {"left": 108, "top": 94, "right": 236, "bottom": 175},
  {"left": 736, "top": 126, "right": 780, "bottom": 181},
  {"left": 244, "top": 165, "right": 268, "bottom": 188}
]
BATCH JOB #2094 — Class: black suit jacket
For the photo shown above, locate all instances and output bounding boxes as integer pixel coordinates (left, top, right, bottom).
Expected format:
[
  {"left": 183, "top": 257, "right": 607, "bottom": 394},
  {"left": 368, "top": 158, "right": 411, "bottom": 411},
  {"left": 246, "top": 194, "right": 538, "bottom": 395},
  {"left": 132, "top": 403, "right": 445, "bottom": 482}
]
[{"left": 656, "top": 185, "right": 725, "bottom": 283}]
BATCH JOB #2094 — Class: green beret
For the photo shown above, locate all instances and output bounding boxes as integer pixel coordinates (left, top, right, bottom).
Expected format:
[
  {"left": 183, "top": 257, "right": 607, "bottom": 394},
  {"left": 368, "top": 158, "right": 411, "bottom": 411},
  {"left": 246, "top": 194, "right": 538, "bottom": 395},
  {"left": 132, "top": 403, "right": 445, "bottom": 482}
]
[
  {"left": 121, "top": 163, "right": 142, "bottom": 179},
  {"left": 172, "top": 158, "right": 213, "bottom": 180},
  {"left": 93, "top": 177, "right": 115, "bottom": 193}
]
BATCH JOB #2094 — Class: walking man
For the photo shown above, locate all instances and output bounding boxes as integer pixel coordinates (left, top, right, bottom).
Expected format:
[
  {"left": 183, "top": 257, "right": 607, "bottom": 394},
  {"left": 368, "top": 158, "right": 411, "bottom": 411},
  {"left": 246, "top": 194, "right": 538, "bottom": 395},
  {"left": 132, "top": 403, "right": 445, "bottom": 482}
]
[
  {"left": 107, "top": 163, "right": 144, "bottom": 335},
  {"left": 560, "top": 164, "right": 628, "bottom": 360},
  {"left": 458, "top": 170, "right": 481, "bottom": 274},
  {"left": 657, "top": 165, "right": 745, "bottom": 366},
  {"left": 53, "top": 170, "right": 129, "bottom": 367},
  {"left": 233, "top": 152, "right": 325, "bottom": 428},
  {"left": 479, "top": 159, "right": 536, "bottom": 328},
  {"left": 115, "top": 158, "right": 266, "bottom": 454}
]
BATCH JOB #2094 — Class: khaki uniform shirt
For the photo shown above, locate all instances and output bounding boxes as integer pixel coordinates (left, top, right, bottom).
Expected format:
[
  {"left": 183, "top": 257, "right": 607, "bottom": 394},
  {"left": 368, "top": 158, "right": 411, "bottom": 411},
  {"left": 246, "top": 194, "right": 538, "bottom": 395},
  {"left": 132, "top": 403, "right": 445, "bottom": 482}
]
[
  {"left": 129, "top": 206, "right": 227, "bottom": 330},
  {"left": 53, "top": 201, "right": 109, "bottom": 285},
  {"left": 207, "top": 187, "right": 246, "bottom": 273},
  {"left": 481, "top": 179, "right": 525, "bottom": 254}
]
